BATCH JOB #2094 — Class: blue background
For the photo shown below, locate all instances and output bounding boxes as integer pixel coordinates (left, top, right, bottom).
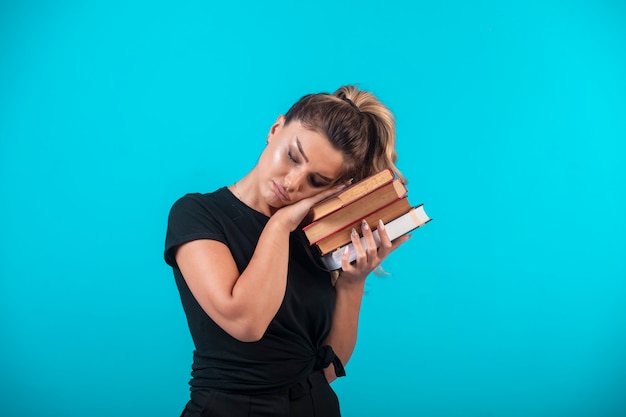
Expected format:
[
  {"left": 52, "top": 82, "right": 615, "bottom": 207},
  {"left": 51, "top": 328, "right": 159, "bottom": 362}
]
[{"left": 1, "top": 1, "right": 625, "bottom": 416}]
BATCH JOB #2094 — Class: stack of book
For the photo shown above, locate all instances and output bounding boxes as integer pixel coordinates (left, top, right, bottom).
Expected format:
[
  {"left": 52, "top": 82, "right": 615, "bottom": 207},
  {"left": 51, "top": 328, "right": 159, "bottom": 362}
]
[{"left": 302, "top": 169, "right": 431, "bottom": 270}]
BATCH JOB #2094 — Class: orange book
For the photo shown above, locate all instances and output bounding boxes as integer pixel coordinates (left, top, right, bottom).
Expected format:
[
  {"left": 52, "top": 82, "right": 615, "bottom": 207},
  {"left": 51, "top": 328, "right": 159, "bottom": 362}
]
[
  {"left": 303, "top": 178, "right": 408, "bottom": 245},
  {"left": 313, "top": 197, "right": 412, "bottom": 255},
  {"left": 306, "top": 168, "right": 395, "bottom": 222}
]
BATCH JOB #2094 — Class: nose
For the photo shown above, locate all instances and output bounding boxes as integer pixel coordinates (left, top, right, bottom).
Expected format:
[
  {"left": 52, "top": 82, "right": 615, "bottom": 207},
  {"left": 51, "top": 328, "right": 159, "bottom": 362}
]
[{"left": 284, "top": 168, "right": 306, "bottom": 192}]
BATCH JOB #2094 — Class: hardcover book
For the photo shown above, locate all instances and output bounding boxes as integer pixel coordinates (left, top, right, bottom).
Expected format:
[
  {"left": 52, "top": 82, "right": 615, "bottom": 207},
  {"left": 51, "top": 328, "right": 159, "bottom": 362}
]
[
  {"left": 313, "top": 197, "right": 412, "bottom": 255},
  {"left": 303, "top": 178, "right": 407, "bottom": 247}
]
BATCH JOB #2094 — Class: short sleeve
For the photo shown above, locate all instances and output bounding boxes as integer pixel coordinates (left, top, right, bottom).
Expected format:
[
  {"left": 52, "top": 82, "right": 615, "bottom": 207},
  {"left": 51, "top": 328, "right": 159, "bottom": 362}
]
[{"left": 164, "top": 193, "right": 227, "bottom": 268}]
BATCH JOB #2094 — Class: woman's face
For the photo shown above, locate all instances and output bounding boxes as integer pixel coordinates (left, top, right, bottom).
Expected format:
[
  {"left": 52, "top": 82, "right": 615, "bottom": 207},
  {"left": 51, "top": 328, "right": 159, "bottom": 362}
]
[{"left": 255, "top": 115, "right": 344, "bottom": 213}]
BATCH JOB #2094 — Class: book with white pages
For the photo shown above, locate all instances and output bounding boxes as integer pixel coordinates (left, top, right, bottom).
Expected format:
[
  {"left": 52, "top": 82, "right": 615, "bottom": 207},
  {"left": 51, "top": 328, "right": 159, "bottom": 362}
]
[{"left": 319, "top": 205, "right": 431, "bottom": 271}]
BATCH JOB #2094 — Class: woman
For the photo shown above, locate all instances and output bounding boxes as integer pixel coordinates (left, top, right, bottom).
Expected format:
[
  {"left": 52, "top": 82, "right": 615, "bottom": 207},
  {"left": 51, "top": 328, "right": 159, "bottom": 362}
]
[{"left": 164, "top": 85, "right": 409, "bottom": 416}]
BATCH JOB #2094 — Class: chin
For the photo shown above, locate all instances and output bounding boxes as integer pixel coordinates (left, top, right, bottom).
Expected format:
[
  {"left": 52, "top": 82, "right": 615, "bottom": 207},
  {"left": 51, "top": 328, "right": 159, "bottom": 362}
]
[{"left": 263, "top": 192, "right": 286, "bottom": 210}]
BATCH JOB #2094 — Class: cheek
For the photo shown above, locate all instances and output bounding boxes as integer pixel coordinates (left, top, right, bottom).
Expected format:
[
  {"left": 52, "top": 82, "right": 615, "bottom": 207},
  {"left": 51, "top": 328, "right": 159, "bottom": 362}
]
[
  {"left": 258, "top": 145, "right": 285, "bottom": 175},
  {"left": 269, "top": 147, "right": 285, "bottom": 168},
  {"left": 265, "top": 142, "right": 288, "bottom": 170}
]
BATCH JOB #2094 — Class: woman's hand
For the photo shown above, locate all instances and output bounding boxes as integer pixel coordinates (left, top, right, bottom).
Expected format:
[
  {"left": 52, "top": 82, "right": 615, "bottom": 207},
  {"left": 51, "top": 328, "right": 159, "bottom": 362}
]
[
  {"left": 337, "top": 219, "right": 410, "bottom": 287},
  {"left": 272, "top": 184, "right": 348, "bottom": 232}
]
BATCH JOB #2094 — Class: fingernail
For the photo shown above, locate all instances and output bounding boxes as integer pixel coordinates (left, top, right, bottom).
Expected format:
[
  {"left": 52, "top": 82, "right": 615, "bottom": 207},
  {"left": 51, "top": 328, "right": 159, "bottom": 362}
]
[
  {"left": 378, "top": 219, "right": 385, "bottom": 231},
  {"left": 351, "top": 228, "right": 359, "bottom": 238},
  {"left": 361, "top": 219, "right": 369, "bottom": 231}
]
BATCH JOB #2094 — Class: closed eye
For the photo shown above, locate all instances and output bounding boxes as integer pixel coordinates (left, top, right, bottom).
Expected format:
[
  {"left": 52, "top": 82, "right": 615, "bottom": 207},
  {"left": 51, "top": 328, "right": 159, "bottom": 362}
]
[
  {"left": 308, "top": 175, "right": 331, "bottom": 188},
  {"left": 308, "top": 176, "right": 323, "bottom": 188},
  {"left": 289, "top": 143, "right": 333, "bottom": 188}
]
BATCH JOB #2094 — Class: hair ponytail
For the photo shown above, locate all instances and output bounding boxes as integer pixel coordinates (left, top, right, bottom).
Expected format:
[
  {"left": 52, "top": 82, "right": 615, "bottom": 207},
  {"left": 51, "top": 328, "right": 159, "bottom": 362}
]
[{"left": 333, "top": 86, "right": 405, "bottom": 184}]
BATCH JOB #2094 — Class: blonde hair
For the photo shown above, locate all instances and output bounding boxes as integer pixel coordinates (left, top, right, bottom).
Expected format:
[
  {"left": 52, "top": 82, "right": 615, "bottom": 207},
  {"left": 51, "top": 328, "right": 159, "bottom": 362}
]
[{"left": 284, "top": 85, "right": 405, "bottom": 184}]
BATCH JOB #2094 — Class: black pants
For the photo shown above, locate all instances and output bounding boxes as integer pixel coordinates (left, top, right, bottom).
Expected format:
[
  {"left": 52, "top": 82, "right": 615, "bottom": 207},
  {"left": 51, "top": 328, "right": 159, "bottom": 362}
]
[{"left": 180, "top": 371, "right": 341, "bottom": 417}]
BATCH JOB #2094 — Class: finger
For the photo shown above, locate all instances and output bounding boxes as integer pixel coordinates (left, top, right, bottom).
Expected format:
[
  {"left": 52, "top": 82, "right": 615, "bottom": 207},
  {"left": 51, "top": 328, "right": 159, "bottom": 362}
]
[
  {"left": 361, "top": 220, "right": 377, "bottom": 261},
  {"left": 350, "top": 227, "right": 367, "bottom": 265},
  {"left": 376, "top": 219, "right": 394, "bottom": 257},
  {"left": 308, "top": 182, "right": 350, "bottom": 205},
  {"left": 340, "top": 244, "right": 354, "bottom": 271}
]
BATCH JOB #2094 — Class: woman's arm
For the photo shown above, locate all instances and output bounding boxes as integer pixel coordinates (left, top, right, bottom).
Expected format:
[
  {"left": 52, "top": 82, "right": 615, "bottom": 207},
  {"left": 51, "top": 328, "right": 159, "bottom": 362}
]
[
  {"left": 323, "top": 219, "right": 410, "bottom": 382},
  {"left": 174, "top": 187, "right": 342, "bottom": 343},
  {"left": 176, "top": 215, "right": 291, "bottom": 342}
]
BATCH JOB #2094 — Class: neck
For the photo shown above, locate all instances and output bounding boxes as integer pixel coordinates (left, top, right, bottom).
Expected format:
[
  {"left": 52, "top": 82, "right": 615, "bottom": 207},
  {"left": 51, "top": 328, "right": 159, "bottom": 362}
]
[{"left": 230, "top": 169, "right": 273, "bottom": 216}]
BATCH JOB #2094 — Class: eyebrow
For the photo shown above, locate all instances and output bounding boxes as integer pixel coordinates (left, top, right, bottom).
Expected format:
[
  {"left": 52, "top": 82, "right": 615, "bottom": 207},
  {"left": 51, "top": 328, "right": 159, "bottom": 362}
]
[
  {"left": 295, "top": 137, "right": 334, "bottom": 183},
  {"left": 295, "top": 137, "right": 309, "bottom": 163}
]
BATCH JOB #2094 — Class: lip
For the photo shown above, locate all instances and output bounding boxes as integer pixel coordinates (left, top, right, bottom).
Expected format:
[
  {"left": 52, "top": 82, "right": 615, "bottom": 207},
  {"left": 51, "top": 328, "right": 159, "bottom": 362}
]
[{"left": 272, "top": 181, "right": 291, "bottom": 202}]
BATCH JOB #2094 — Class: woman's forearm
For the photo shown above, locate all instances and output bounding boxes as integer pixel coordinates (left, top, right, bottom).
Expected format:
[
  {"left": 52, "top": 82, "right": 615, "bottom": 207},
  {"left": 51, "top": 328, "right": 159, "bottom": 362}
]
[
  {"left": 230, "top": 215, "right": 294, "bottom": 337},
  {"left": 323, "top": 280, "right": 366, "bottom": 382}
]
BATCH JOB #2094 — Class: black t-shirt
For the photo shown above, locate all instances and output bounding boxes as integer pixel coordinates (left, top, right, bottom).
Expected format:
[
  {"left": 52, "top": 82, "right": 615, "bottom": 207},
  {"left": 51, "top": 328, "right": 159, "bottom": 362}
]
[{"left": 164, "top": 187, "right": 338, "bottom": 393}]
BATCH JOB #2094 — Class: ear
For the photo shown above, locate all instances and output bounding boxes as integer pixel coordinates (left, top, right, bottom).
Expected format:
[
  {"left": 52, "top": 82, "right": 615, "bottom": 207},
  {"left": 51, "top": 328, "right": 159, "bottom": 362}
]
[{"left": 267, "top": 115, "right": 286, "bottom": 143}]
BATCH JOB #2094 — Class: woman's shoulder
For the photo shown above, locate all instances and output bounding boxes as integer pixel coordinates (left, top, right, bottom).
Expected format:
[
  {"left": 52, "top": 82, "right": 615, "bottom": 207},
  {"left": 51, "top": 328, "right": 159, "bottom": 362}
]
[
  {"left": 164, "top": 188, "right": 233, "bottom": 267},
  {"left": 167, "top": 188, "right": 237, "bottom": 226},
  {"left": 171, "top": 187, "right": 232, "bottom": 209}
]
